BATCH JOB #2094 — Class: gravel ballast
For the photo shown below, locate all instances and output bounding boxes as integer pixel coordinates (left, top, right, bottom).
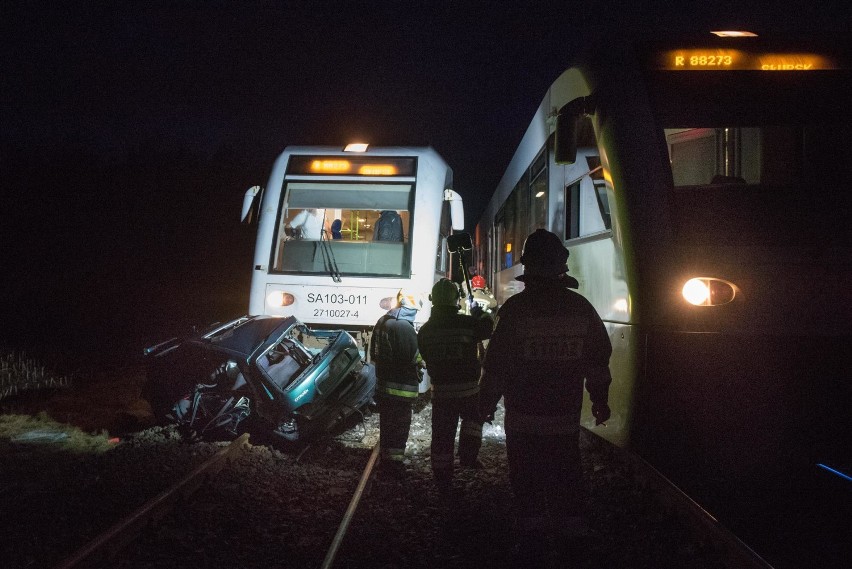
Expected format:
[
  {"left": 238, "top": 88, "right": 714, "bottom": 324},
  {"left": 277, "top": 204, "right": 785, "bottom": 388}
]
[{"left": 2, "top": 394, "right": 728, "bottom": 569}]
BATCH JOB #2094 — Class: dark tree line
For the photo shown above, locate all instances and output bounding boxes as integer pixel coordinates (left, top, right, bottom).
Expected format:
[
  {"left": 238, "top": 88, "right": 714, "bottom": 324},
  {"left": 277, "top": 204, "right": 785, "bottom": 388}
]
[{"left": 1, "top": 141, "right": 263, "bottom": 367}]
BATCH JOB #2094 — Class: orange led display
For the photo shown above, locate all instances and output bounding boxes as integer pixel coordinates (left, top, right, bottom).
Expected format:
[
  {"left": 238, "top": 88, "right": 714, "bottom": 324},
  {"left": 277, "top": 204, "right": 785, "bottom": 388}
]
[
  {"left": 358, "top": 164, "right": 398, "bottom": 176},
  {"left": 310, "top": 159, "right": 351, "bottom": 173},
  {"left": 288, "top": 155, "right": 417, "bottom": 176},
  {"left": 656, "top": 50, "right": 838, "bottom": 71}
]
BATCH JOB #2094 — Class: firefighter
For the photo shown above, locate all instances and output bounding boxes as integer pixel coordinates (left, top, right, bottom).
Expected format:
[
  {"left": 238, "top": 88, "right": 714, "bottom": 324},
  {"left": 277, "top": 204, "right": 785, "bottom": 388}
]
[
  {"left": 478, "top": 229, "right": 612, "bottom": 558},
  {"left": 370, "top": 289, "right": 423, "bottom": 477},
  {"left": 462, "top": 273, "right": 498, "bottom": 315},
  {"left": 418, "top": 278, "right": 494, "bottom": 493}
]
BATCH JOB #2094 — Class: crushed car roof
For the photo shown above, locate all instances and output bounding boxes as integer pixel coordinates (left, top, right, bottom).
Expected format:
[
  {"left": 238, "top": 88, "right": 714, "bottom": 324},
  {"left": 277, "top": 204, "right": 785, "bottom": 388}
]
[{"left": 202, "top": 315, "right": 299, "bottom": 356}]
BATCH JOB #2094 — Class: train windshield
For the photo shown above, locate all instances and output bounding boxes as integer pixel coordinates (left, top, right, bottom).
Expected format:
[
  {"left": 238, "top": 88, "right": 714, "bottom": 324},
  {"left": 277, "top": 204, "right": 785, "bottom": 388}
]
[
  {"left": 271, "top": 182, "right": 413, "bottom": 277},
  {"left": 646, "top": 70, "right": 852, "bottom": 246}
]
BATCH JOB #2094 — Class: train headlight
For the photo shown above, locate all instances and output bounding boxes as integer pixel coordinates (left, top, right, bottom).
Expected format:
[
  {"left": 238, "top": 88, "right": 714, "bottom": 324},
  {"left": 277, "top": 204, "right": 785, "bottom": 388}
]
[
  {"left": 379, "top": 296, "right": 395, "bottom": 310},
  {"left": 682, "top": 277, "right": 737, "bottom": 306},
  {"left": 267, "top": 291, "right": 295, "bottom": 307}
]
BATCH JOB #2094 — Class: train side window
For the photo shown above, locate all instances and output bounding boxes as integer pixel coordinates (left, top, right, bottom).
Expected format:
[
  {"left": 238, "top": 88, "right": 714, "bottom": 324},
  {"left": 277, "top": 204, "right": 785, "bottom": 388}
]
[
  {"left": 565, "top": 180, "right": 581, "bottom": 239},
  {"left": 593, "top": 180, "right": 612, "bottom": 231},
  {"left": 564, "top": 162, "right": 609, "bottom": 240},
  {"left": 436, "top": 200, "right": 451, "bottom": 273},
  {"left": 530, "top": 151, "right": 548, "bottom": 231},
  {"left": 495, "top": 204, "right": 515, "bottom": 270}
]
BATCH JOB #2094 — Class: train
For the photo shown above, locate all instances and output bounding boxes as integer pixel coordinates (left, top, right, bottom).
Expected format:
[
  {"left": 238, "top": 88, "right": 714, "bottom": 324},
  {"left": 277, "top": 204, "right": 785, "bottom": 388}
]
[
  {"left": 474, "top": 32, "right": 851, "bottom": 566},
  {"left": 241, "top": 144, "right": 465, "bottom": 342}
]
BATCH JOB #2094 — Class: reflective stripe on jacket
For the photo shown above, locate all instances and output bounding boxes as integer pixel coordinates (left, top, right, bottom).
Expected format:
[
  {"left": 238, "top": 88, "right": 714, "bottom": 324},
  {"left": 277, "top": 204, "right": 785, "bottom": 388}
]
[
  {"left": 418, "top": 305, "right": 493, "bottom": 399},
  {"left": 376, "top": 380, "right": 419, "bottom": 399},
  {"left": 480, "top": 277, "right": 612, "bottom": 421},
  {"left": 372, "top": 307, "right": 421, "bottom": 401}
]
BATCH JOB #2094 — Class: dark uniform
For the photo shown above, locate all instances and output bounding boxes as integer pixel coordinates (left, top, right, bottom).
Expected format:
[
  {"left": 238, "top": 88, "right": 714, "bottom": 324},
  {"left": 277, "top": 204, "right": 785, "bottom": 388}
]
[
  {"left": 418, "top": 279, "right": 493, "bottom": 489},
  {"left": 479, "top": 229, "right": 612, "bottom": 549},
  {"left": 371, "top": 292, "right": 422, "bottom": 473}
]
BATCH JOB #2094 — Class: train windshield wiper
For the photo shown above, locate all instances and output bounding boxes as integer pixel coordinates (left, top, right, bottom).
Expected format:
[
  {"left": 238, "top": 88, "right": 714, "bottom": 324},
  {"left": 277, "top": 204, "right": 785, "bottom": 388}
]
[{"left": 318, "top": 230, "right": 342, "bottom": 283}]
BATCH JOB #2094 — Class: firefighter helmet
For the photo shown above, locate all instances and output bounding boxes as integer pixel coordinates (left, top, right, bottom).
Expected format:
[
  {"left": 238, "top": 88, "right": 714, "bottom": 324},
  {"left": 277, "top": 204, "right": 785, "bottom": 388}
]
[
  {"left": 520, "top": 229, "right": 569, "bottom": 277},
  {"left": 396, "top": 289, "right": 423, "bottom": 310},
  {"left": 471, "top": 275, "right": 487, "bottom": 290},
  {"left": 430, "top": 278, "right": 460, "bottom": 307}
]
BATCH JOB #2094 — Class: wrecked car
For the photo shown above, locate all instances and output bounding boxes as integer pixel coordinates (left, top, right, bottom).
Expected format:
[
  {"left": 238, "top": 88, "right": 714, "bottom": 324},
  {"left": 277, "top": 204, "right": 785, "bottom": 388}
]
[{"left": 143, "top": 315, "right": 375, "bottom": 443}]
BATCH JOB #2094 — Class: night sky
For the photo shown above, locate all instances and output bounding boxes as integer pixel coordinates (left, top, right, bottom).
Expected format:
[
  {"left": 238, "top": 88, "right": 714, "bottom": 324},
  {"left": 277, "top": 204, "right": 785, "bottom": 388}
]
[{"left": 2, "top": 2, "right": 849, "bottom": 365}]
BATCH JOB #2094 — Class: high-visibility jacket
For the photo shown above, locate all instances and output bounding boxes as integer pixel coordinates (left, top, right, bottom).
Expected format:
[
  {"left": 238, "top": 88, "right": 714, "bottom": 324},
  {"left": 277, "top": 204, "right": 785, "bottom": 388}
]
[
  {"left": 479, "top": 277, "right": 612, "bottom": 431},
  {"left": 371, "top": 307, "right": 421, "bottom": 400},
  {"left": 418, "top": 306, "right": 493, "bottom": 399}
]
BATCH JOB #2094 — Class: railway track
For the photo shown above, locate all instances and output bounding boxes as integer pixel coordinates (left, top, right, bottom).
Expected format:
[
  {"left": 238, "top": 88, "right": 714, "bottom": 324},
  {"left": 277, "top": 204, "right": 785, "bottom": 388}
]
[
  {"left": 55, "top": 433, "right": 252, "bottom": 569},
  {"left": 33, "top": 418, "right": 776, "bottom": 569}
]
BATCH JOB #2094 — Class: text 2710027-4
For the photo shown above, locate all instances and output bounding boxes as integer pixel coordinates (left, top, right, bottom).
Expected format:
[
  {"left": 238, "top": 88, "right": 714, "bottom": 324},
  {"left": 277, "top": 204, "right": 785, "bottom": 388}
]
[{"left": 313, "top": 308, "right": 359, "bottom": 318}]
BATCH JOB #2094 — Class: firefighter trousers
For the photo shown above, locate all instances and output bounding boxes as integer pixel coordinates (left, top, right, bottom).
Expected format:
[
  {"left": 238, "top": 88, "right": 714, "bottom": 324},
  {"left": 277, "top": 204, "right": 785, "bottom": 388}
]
[
  {"left": 377, "top": 394, "right": 413, "bottom": 464},
  {"left": 431, "top": 395, "right": 483, "bottom": 482},
  {"left": 505, "top": 429, "right": 586, "bottom": 537}
]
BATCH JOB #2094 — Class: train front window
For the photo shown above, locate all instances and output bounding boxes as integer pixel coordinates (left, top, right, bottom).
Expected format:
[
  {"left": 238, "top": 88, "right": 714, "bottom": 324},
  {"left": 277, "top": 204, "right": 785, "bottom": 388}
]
[
  {"left": 271, "top": 182, "right": 413, "bottom": 277},
  {"left": 648, "top": 71, "right": 852, "bottom": 246},
  {"left": 663, "top": 124, "right": 852, "bottom": 246}
]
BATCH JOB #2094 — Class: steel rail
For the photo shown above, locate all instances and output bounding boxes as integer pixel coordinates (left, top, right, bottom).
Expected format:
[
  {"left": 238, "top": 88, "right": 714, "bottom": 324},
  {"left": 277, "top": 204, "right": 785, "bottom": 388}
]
[
  {"left": 589, "top": 429, "right": 776, "bottom": 569},
  {"left": 54, "top": 432, "right": 250, "bottom": 569},
  {"left": 319, "top": 443, "right": 380, "bottom": 569}
]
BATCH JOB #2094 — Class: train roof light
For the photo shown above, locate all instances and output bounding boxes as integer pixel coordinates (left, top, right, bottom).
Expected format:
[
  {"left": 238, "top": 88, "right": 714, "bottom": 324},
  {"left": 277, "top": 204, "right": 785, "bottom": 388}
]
[
  {"left": 711, "top": 30, "right": 758, "bottom": 37},
  {"left": 682, "top": 277, "right": 738, "bottom": 306},
  {"left": 344, "top": 143, "right": 369, "bottom": 152}
]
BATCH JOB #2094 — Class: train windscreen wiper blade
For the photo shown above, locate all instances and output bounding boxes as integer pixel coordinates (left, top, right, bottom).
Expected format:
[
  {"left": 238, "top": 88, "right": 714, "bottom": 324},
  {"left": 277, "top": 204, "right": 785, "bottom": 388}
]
[{"left": 318, "top": 230, "right": 342, "bottom": 283}]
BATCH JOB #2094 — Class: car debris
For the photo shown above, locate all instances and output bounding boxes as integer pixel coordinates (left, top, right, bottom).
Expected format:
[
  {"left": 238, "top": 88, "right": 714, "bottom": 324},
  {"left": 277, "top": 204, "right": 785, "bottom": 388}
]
[{"left": 142, "top": 315, "right": 376, "bottom": 443}]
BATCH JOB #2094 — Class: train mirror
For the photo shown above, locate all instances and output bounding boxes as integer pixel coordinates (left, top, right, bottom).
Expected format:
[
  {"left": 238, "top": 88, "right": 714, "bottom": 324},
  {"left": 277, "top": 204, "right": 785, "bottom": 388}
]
[
  {"left": 555, "top": 95, "right": 595, "bottom": 165},
  {"left": 446, "top": 232, "right": 473, "bottom": 253},
  {"left": 555, "top": 111, "right": 578, "bottom": 165},
  {"left": 241, "top": 186, "right": 263, "bottom": 224},
  {"left": 444, "top": 189, "right": 465, "bottom": 230}
]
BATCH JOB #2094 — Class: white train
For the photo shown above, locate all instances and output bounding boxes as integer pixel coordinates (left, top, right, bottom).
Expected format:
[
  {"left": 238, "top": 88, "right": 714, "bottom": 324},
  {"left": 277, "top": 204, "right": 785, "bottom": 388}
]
[
  {"left": 242, "top": 145, "right": 464, "bottom": 340},
  {"left": 475, "top": 32, "right": 851, "bottom": 540}
]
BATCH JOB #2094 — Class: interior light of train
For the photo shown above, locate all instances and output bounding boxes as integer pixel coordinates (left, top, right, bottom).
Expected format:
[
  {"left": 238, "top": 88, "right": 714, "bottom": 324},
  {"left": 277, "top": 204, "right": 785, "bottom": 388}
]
[
  {"left": 682, "top": 277, "right": 737, "bottom": 306},
  {"left": 535, "top": 191, "right": 545, "bottom": 198},
  {"left": 656, "top": 50, "right": 837, "bottom": 71},
  {"left": 358, "top": 164, "right": 398, "bottom": 176},
  {"left": 344, "top": 143, "right": 369, "bottom": 152},
  {"left": 310, "top": 159, "right": 351, "bottom": 173},
  {"left": 267, "top": 291, "right": 295, "bottom": 307},
  {"left": 711, "top": 30, "right": 758, "bottom": 37}
]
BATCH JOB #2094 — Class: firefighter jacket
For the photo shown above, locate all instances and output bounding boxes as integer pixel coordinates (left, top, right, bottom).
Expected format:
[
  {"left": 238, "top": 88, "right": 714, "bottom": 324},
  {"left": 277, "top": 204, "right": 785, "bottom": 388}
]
[
  {"left": 371, "top": 307, "right": 421, "bottom": 400},
  {"left": 418, "top": 306, "right": 494, "bottom": 400},
  {"left": 479, "top": 277, "right": 612, "bottom": 433}
]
